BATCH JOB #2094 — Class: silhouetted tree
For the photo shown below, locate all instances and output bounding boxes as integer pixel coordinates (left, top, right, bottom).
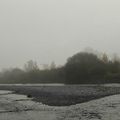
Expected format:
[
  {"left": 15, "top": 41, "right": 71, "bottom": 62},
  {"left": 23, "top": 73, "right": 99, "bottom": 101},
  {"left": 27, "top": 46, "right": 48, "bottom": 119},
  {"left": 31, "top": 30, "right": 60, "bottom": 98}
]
[{"left": 65, "top": 52, "right": 107, "bottom": 84}]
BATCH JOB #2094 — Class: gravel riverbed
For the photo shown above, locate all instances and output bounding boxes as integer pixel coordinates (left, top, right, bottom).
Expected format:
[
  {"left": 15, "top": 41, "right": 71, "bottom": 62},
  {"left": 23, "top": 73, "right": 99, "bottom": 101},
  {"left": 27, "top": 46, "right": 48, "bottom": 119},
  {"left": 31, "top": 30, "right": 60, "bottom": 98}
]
[{"left": 0, "top": 84, "right": 120, "bottom": 106}]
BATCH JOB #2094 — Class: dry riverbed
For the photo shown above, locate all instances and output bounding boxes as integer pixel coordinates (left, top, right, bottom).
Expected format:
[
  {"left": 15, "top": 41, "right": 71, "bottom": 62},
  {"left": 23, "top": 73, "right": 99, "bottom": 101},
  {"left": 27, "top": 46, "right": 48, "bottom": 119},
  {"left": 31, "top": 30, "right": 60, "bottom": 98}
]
[
  {"left": 0, "top": 90, "right": 120, "bottom": 120},
  {"left": 0, "top": 84, "right": 120, "bottom": 106}
]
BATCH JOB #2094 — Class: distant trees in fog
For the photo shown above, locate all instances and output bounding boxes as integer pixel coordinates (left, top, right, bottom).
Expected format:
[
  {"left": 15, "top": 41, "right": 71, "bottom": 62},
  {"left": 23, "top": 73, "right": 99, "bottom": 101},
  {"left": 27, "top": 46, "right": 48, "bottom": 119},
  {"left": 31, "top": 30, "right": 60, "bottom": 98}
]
[{"left": 0, "top": 50, "right": 120, "bottom": 84}]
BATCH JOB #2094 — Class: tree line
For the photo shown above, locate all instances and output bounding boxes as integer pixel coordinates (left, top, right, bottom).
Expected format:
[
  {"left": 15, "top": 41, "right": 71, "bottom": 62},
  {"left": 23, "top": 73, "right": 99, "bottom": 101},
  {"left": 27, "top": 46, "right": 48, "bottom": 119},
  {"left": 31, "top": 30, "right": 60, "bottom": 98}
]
[{"left": 0, "top": 50, "right": 120, "bottom": 84}]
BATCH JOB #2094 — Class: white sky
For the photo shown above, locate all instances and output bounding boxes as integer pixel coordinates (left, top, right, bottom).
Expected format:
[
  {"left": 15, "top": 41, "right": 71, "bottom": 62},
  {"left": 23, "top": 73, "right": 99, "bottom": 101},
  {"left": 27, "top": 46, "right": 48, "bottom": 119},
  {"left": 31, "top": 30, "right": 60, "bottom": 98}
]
[{"left": 0, "top": 0, "right": 120, "bottom": 69}]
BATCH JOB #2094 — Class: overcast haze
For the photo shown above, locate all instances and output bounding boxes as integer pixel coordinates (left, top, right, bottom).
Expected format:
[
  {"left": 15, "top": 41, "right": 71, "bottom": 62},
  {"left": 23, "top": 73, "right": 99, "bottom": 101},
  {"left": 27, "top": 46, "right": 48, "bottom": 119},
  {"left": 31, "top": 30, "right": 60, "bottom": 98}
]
[{"left": 0, "top": 0, "right": 120, "bottom": 69}]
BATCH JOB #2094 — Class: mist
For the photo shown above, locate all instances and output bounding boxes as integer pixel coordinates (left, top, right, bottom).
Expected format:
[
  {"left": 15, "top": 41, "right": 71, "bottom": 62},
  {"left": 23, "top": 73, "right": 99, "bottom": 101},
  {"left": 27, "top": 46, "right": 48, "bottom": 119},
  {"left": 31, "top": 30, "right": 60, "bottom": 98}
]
[{"left": 0, "top": 0, "right": 120, "bottom": 69}]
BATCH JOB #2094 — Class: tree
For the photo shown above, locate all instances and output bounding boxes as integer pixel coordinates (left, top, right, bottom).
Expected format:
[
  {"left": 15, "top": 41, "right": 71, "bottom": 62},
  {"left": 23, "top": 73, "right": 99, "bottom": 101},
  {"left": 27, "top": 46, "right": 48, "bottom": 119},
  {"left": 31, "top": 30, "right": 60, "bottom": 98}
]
[
  {"left": 65, "top": 52, "right": 106, "bottom": 84},
  {"left": 24, "top": 60, "right": 39, "bottom": 72},
  {"left": 102, "top": 53, "right": 109, "bottom": 63}
]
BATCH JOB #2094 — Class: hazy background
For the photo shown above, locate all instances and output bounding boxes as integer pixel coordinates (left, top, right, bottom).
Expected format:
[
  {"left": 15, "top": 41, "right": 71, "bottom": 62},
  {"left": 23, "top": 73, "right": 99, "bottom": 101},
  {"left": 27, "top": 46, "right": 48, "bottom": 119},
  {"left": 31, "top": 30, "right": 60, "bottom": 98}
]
[{"left": 0, "top": 0, "right": 120, "bottom": 69}]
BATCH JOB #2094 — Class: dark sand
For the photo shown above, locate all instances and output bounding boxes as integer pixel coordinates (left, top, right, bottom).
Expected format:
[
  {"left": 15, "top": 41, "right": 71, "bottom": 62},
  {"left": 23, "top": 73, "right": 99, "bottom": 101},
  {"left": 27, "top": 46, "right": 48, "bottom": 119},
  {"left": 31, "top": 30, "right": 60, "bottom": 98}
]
[{"left": 0, "top": 85, "right": 120, "bottom": 106}]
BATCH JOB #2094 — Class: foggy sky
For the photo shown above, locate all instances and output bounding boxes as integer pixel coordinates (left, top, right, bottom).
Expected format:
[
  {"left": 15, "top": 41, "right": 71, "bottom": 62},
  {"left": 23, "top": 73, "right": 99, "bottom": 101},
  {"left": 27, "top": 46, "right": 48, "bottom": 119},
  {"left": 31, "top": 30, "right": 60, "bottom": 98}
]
[{"left": 0, "top": 0, "right": 120, "bottom": 69}]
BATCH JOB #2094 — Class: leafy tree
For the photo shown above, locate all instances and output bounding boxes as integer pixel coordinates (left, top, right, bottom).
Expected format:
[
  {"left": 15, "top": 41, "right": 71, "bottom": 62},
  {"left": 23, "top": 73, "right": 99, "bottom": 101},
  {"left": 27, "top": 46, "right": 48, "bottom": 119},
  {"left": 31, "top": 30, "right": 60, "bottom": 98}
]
[{"left": 65, "top": 52, "right": 106, "bottom": 84}]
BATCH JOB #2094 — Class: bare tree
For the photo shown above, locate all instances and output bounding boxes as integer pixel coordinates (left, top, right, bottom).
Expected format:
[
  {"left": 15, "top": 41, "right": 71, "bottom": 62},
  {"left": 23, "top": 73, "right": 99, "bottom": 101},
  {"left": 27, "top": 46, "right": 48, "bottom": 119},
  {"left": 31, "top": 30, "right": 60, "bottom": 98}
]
[{"left": 24, "top": 60, "right": 39, "bottom": 72}]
